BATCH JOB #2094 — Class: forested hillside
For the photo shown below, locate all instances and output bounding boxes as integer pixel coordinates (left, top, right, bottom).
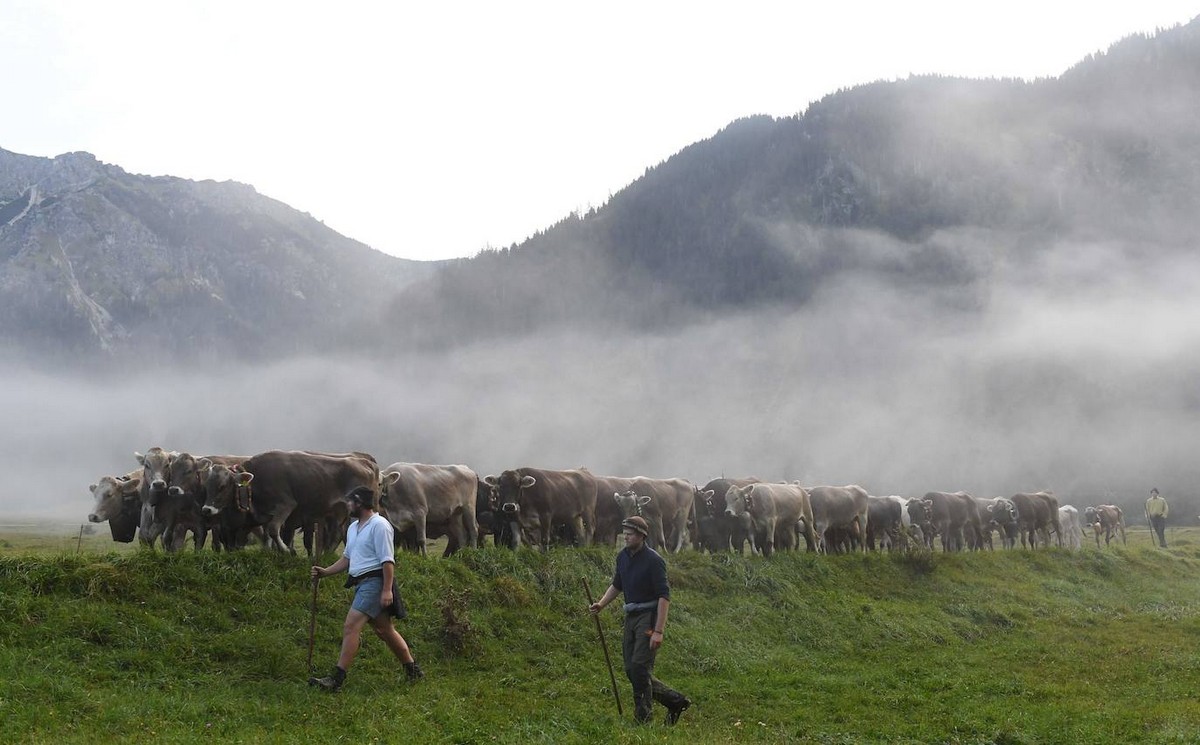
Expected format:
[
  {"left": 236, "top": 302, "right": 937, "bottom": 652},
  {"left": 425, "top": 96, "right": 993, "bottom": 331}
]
[{"left": 385, "top": 20, "right": 1200, "bottom": 347}]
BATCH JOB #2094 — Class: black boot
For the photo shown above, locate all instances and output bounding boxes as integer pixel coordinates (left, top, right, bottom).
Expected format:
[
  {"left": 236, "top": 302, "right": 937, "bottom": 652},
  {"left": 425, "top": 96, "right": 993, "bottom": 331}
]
[
  {"left": 308, "top": 665, "right": 346, "bottom": 692},
  {"left": 404, "top": 661, "right": 424, "bottom": 683},
  {"left": 665, "top": 696, "right": 691, "bottom": 725}
]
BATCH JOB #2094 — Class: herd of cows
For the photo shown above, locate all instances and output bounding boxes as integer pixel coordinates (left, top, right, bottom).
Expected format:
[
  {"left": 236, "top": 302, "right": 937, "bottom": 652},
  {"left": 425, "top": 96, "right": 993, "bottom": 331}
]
[{"left": 85, "top": 448, "right": 1134, "bottom": 557}]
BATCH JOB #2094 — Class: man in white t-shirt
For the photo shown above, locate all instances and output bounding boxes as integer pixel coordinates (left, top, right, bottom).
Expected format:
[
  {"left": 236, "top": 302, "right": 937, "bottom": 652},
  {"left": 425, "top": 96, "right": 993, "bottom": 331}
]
[{"left": 308, "top": 485, "right": 423, "bottom": 691}]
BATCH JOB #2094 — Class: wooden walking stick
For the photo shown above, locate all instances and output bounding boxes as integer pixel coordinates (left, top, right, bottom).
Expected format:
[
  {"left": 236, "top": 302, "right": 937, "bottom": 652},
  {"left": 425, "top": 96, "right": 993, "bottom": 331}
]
[
  {"left": 306, "top": 524, "right": 322, "bottom": 675},
  {"left": 582, "top": 576, "right": 623, "bottom": 716}
]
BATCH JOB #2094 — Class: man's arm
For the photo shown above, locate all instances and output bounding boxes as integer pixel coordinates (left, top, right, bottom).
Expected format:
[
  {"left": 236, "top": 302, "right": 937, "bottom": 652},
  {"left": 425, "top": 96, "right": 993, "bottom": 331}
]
[
  {"left": 650, "top": 597, "right": 670, "bottom": 650},
  {"left": 312, "top": 555, "right": 349, "bottom": 579},
  {"left": 381, "top": 560, "right": 395, "bottom": 607},
  {"left": 589, "top": 584, "right": 620, "bottom": 613}
]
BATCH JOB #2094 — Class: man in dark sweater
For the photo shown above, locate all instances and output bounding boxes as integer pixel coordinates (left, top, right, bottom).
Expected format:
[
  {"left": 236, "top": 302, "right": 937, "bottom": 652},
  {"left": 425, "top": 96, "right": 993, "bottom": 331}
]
[{"left": 589, "top": 515, "right": 690, "bottom": 725}]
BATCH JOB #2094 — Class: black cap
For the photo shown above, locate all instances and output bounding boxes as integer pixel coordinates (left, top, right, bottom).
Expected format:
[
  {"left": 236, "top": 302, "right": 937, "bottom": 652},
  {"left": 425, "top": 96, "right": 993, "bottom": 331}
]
[{"left": 345, "top": 485, "right": 376, "bottom": 509}]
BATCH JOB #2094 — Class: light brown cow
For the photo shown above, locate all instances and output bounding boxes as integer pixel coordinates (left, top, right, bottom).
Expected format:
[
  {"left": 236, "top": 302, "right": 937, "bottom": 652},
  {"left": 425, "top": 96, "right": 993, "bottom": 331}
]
[
  {"left": 611, "top": 478, "right": 694, "bottom": 552},
  {"left": 804, "top": 485, "right": 871, "bottom": 553},
  {"left": 88, "top": 469, "right": 143, "bottom": 542},
  {"left": 724, "top": 482, "right": 816, "bottom": 556},
  {"left": 591, "top": 474, "right": 640, "bottom": 545},
  {"left": 1083, "top": 505, "right": 1126, "bottom": 547},
  {"left": 380, "top": 463, "right": 479, "bottom": 557}
]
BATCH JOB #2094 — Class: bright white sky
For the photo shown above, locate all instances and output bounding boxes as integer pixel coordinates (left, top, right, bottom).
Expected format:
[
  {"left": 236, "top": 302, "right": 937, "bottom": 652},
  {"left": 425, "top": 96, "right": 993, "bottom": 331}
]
[{"left": 3, "top": 1, "right": 1196, "bottom": 261}]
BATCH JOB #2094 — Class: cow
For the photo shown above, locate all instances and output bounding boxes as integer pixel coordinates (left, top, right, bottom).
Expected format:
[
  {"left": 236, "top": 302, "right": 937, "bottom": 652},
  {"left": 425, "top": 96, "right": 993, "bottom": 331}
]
[
  {"left": 163, "top": 453, "right": 250, "bottom": 552},
  {"left": 483, "top": 468, "right": 597, "bottom": 550},
  {"left": 1011, "top": 491, "right": 1062, "bottom": 548},
  {"left": 724, "top": 482, "right": 815, "bottom": 556},
  {"left": 695, "top": 478, "right": 758, "bottom": 553},
  {"left": 1057, "top": 505, "right": 1083, "bottom": 550},
  {"left": 866, "top": 495, "right": 905, "bottom": 551},
  {"left": 974, "top": 497, "right": 1019, "bottom": 550},
  {"left": 1083, "top": 505, "right": 1127, "bottom": 547},
  {"left": 916, "top": 491, "right": 985, "bottom": 552},
  {"left": 201, "top": 450, "right": 377, "bottom": 554},
  {"left": 610, "top": 478, "right": 693, "bottom": 553},
  {"left": 134, "top": 447, "right": 178, "bottom": 548},
  {"left": 87, "top": 470, "right": 143, "bottom": 543},
  {"left": 904, "top": 497, "right": 936, "bottom": 549},
  {"left": 591, "top": 474, "right": 640, "bottom": 546},
  {"left": 379, "top": 463, "right": 479, "bottom": 557},
  {"left": 804, "top": 485, "right": 871, "bottom": 553}
]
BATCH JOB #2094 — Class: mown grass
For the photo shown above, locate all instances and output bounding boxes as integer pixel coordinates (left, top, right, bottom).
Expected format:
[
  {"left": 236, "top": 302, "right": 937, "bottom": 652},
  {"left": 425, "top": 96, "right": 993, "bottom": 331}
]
[{"left": 0, "top": 529, "right": 1198, "bottom": 744}]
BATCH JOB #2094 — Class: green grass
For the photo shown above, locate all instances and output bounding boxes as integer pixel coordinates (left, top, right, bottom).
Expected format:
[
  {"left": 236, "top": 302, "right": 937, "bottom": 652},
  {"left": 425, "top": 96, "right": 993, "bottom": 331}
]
[{"left": 1, "top": 528, "right": 1198, "bottom": 743}]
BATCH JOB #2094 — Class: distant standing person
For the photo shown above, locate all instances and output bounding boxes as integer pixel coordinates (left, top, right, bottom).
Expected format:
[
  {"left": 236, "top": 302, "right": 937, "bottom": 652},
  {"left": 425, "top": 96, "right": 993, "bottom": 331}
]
[
  {"left": 589, "top": 515, "right": 691, "bottom": 725},
  {"left": 1146, "top": 488, "right": 1169, "bottom": 548},
  {"left": 308, "top": 485, "right": 423, "bottom": 691}
]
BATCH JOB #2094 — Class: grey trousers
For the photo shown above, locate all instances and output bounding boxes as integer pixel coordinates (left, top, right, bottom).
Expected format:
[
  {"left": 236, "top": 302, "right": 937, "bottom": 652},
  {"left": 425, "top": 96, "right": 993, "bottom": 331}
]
[
  {"left": 622, "top": 609, "right": 688, "bottom": 723},
  {"left": 1150, "top": 515, "right": 1167, "bottom": 547}
]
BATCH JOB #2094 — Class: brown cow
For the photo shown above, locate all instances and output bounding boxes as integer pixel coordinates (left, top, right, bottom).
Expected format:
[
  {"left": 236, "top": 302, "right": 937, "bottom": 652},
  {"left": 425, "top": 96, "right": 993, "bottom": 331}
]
[
  {"left": 88, "top": 469, "right": 143, "bottom": 543},
  {"left": 483, "top": 468, "right": 597, "bottom": 550},
  {"left": 804, "top": 485, "right": 871, "bottom": 553},
  {"left": 1011, "top": 491, "right": 1062, "bottom": 548},
  {"left": 1083, "top": 505, "right": 1126, "bottom": 547},
  {"left": 724, "top": 482, "right": 816, "bottom": 556},
  {"left": 163, "top": 453, "right": 249, "bottom": 552},
  {"left": 379, "top": 463, "right": 479, "bottom": 557},
  {"left": 201, "top": 450, "right": 377, "bottom": 554},
  {"left": 919, "top": 491, "right": 984, "bottom": 552},
  {"left": 134, "top": 447, "right": 176, "bottom": 548}
]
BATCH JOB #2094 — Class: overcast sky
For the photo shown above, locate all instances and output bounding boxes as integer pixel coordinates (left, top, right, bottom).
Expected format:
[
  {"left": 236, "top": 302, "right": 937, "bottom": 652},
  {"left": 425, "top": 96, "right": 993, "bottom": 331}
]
[{"left": 3, "top": 1, "right": 1196, "bottom": 261}]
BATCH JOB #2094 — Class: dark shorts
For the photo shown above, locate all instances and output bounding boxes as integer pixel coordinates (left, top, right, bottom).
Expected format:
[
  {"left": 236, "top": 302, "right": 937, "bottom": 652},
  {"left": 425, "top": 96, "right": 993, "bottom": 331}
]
[{"left": 351, "top": 576, "right": 386, "bottom": 619}]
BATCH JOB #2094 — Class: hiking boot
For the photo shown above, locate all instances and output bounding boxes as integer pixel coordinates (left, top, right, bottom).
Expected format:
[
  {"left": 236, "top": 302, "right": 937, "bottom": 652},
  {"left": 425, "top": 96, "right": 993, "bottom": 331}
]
[
  {"left": 404, "top": 661, "right": 425, "bottom": 683},
  {"left": 308, "top": 666, "right": 346, "bottom": 692},
  {"left": 665, "top": 697, "right": 691, "bottom": 726}
]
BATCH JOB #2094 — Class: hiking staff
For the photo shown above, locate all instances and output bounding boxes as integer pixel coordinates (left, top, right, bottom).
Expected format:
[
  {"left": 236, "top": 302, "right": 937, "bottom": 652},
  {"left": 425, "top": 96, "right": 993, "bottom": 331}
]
[
  {"left": 306, "top": 524, "right": 322, "bottom": 675},
  {"left": 583, "top": 576, "right": 623, "bottom": 716}
]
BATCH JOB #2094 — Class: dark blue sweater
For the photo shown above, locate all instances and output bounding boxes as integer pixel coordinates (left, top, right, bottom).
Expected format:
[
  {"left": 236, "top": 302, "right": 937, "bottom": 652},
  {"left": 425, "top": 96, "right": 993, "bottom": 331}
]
[{"left": 612, "top": 545, "right": 670, "bottom": 604}]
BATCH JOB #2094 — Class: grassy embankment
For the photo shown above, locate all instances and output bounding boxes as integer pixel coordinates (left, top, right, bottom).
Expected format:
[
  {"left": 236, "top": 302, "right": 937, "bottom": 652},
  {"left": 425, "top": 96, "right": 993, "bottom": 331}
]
[{"left": 0, "top": 527, "right": 1198, "bottom": 744}]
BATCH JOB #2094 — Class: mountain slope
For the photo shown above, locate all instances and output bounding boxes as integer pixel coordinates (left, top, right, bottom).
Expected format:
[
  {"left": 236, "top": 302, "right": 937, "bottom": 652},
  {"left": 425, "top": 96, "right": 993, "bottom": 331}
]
[{"left": 0, "top": 149, "right": 438, "bottom": 364}]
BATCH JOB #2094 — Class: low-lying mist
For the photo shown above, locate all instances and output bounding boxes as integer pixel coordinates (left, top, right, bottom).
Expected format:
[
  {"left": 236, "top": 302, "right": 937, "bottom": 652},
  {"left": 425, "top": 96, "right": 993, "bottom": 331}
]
[{"left": 8, "top": 229, "right": 1199, "bottom": 526}]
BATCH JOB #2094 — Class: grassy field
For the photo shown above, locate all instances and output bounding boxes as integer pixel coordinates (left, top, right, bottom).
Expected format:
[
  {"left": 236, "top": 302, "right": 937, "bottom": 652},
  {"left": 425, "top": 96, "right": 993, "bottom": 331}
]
[{"left": 0, "top": 526, "right": 1197, "bottom": 744}]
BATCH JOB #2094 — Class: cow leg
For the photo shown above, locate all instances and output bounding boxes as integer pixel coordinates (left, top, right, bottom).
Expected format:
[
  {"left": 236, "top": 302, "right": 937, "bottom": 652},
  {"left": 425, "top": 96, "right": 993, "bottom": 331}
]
[
  {"left": 443, "top": 513, "right": 468, "bottom": 558},
  {"left": 462, "top": 507, "right": 479, "bottom": 550},
  {"left": 762, "top": 518, "right": 777, "bottom": 557},
  {"left": 267, "top": 520, "right": 292, "bottom": 553}
]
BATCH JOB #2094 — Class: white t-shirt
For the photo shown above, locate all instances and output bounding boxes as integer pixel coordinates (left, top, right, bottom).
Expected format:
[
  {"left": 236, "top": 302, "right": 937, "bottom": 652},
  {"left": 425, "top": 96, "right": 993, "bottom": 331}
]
[{"left": 343, "top": 512, "right": 395, "bottom": 577}]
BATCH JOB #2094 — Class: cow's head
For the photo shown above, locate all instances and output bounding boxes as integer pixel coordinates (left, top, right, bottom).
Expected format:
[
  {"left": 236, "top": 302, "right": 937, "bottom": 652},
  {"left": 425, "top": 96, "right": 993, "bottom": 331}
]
[
  {"left": 380, "top": 470, "right": 402, "bottom": 503},
  {"left": 990, "top": 498, "right": 1018, "bottom": 526},
  {"left": 476, "top": 478, "right": 499, "bottom": 513},
  {"left": 88, "top": 472, "right": 142, "bottom": 523},
  {"left": 136, "top": 447, "right": 176, "bottom": 507},
  {"left": 613, "top": 490, "right": 651, "bottom": 518},
  {"left": 725, "top": 484, "right": 754, "bottom": 517},
  {"left": 906, "top": 498, "right": 933, "bottom": 525},
  {"left": 166, "top": 452, "right": 208, "bottom": 506},
  {"left": 202, "top": 463, "right": 253, "bottom": 516},
  {"left": 485, "top": 470, "right": 535, "bottom": 514}
]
